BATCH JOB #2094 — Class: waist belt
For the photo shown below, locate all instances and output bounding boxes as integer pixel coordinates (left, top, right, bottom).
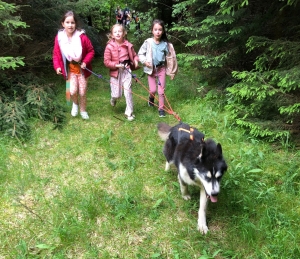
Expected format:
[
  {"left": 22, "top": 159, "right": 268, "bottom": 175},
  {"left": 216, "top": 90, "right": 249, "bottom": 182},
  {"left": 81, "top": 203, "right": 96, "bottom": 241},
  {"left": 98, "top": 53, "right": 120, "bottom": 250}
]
[
  {"left": 120, "top": 59, "right": 130, "bottom": 66},
  {"left": 154, "top": 62, "right": 164, "bottom": 68},
  {"left": 69, "top": 60, "right": 80, "bottom": 65}
]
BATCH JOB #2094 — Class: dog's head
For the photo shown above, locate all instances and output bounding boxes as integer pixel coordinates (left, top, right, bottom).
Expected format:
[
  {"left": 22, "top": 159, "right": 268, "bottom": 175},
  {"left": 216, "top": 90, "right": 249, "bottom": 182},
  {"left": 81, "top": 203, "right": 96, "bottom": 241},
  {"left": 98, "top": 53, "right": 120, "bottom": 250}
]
[{"left": 194, "top": 139, "right": 227, "bottom": 202}]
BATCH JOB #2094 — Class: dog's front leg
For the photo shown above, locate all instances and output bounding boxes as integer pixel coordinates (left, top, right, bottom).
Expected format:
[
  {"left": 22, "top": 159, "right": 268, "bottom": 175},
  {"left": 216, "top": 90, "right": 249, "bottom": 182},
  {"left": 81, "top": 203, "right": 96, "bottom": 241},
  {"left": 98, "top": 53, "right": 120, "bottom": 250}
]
[
  {"left": 197, "top": 187, "right": 208, "bottom": 234},
  {"left": 178, "top": 174, "right": 191, "bottom": 200},
  {"left": 165, "top": 161, "right": 170, "bottom": 171}
]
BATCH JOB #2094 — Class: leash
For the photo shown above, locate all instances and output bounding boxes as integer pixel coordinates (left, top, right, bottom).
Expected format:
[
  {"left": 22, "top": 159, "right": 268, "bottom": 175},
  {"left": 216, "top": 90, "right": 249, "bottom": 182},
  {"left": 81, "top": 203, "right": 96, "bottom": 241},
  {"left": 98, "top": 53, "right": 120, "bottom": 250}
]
[
  {"left": 125, "top": 66, "right": 182, "bottom": 122},
  {"left": 84, "top": 67, "right": 109, "bottom": 83},
  {"left": 84, "top": 66, "right": 156, "bottom": 109},
  {"left": 84, "top": 66, "right": 182, "bottom": 122}
]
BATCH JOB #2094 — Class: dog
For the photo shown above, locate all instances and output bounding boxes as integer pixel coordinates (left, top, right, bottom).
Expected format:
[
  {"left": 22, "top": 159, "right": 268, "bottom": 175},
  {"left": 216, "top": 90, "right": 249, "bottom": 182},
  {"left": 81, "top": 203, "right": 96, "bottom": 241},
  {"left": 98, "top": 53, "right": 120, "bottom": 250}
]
[{"left": 157, "top": 122, "right": 227, "bottom": 234}]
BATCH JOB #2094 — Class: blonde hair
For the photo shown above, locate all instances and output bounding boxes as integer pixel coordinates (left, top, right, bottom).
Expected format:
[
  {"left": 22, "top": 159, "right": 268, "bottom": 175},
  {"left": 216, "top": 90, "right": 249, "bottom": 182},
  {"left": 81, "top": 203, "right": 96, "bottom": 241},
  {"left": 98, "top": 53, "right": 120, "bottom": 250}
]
[{"left": 107, "top": 24, "right": 127, "bottom": 42}]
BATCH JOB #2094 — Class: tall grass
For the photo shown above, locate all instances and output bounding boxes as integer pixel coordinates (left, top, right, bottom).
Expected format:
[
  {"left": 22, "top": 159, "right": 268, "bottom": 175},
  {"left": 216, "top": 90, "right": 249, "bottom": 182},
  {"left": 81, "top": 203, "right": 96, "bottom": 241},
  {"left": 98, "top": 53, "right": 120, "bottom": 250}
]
[{"left": 0, "top": 60, "right": 300, "bottom": 259}]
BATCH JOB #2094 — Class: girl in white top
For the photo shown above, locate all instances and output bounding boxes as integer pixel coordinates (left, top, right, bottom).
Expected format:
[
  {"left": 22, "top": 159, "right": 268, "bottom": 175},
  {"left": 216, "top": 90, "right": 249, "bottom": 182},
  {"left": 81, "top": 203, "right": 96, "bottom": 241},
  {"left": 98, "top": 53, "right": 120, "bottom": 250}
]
[{"left": 138, "top": 19, "right": 169, "bottom": 117}]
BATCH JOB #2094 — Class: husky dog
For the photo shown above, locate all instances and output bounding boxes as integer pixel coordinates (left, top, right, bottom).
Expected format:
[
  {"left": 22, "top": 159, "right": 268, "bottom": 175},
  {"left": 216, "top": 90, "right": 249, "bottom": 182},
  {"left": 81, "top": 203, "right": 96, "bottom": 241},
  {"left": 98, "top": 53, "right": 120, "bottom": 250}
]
[{"left": 157, "top": 122, "right": 227, "bottom": 234}]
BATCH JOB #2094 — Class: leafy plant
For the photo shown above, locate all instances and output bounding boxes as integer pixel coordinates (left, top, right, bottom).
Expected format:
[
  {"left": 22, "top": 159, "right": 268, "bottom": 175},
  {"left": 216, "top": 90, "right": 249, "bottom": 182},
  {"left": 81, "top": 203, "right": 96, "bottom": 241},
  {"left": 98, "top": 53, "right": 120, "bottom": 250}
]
[
  {"left": 0, "top": 1, "right": 29, "bottom": 70},
  {"left": 0, "top": 73, "right": 66, "bottom": 140},
  {"left": 198, "top": 249, "right": 221, "bottom": 259}
]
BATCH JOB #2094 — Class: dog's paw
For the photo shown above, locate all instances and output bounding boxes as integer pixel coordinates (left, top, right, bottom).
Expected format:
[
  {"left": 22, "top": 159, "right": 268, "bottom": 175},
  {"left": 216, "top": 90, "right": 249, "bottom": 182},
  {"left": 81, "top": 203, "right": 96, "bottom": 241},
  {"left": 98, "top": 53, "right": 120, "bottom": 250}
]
[
  {"left": 197, "top": 224, "right": 209, "bottom": 234},
  {"left": 182, "top": 194, "right": 191, "bottom": 200},
  {"left": 197, "top": 225, "right": 208, "bottom": 235}
]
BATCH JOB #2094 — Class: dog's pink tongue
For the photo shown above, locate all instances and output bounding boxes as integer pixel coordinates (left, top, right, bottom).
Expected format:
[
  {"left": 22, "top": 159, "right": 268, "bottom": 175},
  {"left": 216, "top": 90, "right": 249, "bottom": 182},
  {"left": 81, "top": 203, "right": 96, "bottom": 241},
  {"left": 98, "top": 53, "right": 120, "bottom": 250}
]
[{"left": 210, "top": 196, "right": 218, "bottom": 202}]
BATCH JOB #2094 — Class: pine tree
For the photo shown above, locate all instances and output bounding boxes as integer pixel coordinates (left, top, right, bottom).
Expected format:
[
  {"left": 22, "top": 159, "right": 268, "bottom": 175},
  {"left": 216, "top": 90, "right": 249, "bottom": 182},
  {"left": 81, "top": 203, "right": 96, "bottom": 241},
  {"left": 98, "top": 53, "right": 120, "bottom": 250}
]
[{"left": 171, "top": 0, "right": 300, "bottom": 141}]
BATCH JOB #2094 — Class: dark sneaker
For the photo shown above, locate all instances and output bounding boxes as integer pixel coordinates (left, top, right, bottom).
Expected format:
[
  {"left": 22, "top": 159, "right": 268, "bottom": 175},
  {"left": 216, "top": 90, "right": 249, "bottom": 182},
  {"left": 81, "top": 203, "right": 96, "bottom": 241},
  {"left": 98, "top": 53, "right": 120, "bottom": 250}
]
[
  {"left": 148, "top": 97, "right": 154, "bottom": 107},
  {"left": 110, "top": 98, "right": 117, "bottom": 107},
  {"left": 159, "top": 110, "right": 166, "bottom": 117}
]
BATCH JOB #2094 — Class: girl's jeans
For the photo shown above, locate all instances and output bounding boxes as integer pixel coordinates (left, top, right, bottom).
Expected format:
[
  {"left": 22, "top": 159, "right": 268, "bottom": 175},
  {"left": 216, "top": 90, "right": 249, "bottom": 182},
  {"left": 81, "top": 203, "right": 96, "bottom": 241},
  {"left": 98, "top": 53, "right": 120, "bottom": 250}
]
[{"left": 147, "top": 66, "right": 166, "bottom": 111}]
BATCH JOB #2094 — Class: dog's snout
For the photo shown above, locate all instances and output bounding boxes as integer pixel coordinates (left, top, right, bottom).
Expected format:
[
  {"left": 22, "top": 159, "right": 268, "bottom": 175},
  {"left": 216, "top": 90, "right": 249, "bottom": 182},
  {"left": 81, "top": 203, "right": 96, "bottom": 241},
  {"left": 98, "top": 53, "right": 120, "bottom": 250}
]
[{"left": 211, "top": 190, "right": 219, "bottom": 196}]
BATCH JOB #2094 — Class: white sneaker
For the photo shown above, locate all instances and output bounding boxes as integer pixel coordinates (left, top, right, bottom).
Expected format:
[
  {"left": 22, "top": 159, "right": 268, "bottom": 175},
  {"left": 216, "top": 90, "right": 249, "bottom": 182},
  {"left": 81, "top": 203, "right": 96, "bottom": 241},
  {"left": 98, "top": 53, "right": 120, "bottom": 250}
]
[
  {"left": 71, "top": 103, "right": 79, "bottom": 117},
  {"left": 125, "top": 114, "right": 135, "bottom": 121},
  {"left": 80, "top": 111, "right": 89, "bottom": 120}
]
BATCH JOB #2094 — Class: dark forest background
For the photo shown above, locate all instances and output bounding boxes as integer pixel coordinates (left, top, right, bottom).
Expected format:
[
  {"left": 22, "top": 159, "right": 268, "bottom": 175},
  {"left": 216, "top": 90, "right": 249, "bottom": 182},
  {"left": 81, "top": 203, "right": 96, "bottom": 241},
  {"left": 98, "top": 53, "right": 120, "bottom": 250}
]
[{"left": 1, "top": 0, "right": 300, "bottom": 142}]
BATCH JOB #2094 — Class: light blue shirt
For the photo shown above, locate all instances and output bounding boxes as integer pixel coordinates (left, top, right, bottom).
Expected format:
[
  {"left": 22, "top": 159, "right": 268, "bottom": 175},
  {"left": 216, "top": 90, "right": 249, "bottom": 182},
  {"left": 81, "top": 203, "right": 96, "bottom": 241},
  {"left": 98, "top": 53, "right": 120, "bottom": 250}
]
[{"left": 151, "top": 40, "right": 168, "bottom": 66}]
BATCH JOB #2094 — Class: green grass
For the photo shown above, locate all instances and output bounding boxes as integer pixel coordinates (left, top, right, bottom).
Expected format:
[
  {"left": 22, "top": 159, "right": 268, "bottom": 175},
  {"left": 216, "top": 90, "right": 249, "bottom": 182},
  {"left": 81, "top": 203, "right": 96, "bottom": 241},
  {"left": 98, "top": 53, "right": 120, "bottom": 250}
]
[{"left": 1, "top": 59, "right": 300, "bottom": 259}]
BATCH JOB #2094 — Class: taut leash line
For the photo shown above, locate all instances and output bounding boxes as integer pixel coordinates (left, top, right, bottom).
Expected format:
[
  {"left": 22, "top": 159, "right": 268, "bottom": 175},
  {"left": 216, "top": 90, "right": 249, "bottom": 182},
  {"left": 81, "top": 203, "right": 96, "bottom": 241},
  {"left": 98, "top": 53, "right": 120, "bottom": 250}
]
[
  {"left": 84, "top": 66, "right": 181, "bottom": 122},
  {"left": 125, "top": 67, "right": 181, "bottom": 122}
]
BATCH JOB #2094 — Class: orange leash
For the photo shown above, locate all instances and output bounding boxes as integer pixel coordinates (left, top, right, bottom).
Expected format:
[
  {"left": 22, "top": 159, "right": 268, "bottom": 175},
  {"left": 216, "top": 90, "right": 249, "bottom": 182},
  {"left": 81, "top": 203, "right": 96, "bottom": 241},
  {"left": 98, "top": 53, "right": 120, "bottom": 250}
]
[
  {"left": 85, "top": 67, "right": 182, "bottom": 122},
  {"left": 129, "top": 70, "right": 182, "bottom": 122}
]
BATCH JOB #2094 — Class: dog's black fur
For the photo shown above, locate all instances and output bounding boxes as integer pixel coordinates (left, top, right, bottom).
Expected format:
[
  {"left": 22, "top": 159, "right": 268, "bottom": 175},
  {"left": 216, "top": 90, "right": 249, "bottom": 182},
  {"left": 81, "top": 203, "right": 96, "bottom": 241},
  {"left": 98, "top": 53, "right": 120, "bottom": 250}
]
[{"left": 158, "top": 122, "right": 227, "bottom": 234}]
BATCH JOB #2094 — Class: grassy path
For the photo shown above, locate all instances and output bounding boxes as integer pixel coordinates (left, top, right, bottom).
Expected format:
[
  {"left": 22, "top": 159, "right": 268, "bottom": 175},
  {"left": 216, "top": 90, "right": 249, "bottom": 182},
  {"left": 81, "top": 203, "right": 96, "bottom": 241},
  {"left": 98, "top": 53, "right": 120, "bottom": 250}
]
[{"left": 0, "top": 59, "right": 300, "bottom": 258}]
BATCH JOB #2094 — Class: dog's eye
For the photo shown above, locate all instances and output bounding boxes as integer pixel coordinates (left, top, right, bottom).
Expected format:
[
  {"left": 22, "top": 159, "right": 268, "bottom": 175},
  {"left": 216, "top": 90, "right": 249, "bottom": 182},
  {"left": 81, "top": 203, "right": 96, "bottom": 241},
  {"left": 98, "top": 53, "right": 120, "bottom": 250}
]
[{"left": 215, "top": 172, "right": 222, "bottom": 179}]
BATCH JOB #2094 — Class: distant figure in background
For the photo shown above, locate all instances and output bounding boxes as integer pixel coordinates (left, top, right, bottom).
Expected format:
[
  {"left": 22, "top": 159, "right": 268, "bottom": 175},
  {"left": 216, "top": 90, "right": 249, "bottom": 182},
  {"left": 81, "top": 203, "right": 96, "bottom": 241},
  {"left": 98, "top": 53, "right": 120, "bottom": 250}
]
[
  {"left": 115, "top": 6, "right": 121, "bottom": 24},
  {"left": 116, "top": 10, "right": 122, "bottom": 24},
  {"left": 126, "top": 11, "right": 131, "bottom": 30},
  {"left": 135, "top": 13, "right": 140, "bottom": 31},
  {"left": 121, "top": 11, "right": 128, "bottom": 28},
  {"left": 115, "top": 6, "right": 120, "bottom": 14},
  {"left": 123, "top": 3, "right": 130, "bottom": 14},
  {"left": 132, "top": 10, "right": 136, "bottom": 23}
]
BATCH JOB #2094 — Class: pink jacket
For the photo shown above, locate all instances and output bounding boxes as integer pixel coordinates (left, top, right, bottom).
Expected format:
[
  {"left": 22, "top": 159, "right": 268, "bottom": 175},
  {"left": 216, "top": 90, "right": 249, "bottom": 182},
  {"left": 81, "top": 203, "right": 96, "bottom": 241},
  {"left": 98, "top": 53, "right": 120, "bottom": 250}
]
[
  {"left": 52, "top": 32, "right": 95, "bottom": 80},
  {"left": 104, "top": 39, "right": 139, "bottom": 78}
]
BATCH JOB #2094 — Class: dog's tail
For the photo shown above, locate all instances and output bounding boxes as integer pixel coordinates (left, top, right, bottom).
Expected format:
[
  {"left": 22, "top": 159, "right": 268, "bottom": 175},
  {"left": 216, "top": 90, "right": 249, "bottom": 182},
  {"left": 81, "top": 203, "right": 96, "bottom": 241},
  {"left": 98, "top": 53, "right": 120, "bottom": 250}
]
[{"left": 157, "top": 123, "right": 172, "bottom": 141}]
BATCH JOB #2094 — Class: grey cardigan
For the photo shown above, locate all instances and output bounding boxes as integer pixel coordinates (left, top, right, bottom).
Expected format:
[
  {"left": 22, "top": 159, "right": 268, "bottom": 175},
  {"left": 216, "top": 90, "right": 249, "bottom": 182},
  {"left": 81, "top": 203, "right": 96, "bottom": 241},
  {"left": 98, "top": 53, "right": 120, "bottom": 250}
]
[
  {"left": 138, "top": 38, "right": 155, "bottom": 75},
  {"left": 138, "top": 38, "right": 178, "bottom": 79}
]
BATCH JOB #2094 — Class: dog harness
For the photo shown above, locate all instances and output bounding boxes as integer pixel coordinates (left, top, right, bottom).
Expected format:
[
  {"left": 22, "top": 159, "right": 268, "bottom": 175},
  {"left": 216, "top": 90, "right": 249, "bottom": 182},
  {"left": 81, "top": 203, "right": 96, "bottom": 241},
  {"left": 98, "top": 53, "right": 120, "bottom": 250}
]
[{"left": 179, "top": 127, "right": 195, "bottom": 140}]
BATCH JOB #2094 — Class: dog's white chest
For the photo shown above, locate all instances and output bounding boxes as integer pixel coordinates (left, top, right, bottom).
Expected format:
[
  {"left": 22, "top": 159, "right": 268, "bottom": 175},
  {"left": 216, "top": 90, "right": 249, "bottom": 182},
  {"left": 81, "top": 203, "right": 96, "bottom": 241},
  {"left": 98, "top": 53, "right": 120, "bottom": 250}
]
[{"left": 178, "top": 163, "right": 201, "bottom": 186}]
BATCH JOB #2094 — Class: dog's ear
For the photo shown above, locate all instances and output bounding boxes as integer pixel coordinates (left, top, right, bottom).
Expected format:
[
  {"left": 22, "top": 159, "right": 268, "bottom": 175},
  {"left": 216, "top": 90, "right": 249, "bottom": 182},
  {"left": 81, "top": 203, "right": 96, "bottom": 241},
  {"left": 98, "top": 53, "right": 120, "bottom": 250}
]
[{"left": 217, "top": 143, "right": 223, "bottom": 156}]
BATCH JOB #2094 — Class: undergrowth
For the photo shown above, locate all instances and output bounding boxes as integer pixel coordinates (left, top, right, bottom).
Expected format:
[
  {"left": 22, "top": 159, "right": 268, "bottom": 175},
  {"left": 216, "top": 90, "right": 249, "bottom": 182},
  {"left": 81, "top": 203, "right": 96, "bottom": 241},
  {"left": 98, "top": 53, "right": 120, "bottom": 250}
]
[{"left": 0, "top": 72, "right": 66, "bottom": 141}]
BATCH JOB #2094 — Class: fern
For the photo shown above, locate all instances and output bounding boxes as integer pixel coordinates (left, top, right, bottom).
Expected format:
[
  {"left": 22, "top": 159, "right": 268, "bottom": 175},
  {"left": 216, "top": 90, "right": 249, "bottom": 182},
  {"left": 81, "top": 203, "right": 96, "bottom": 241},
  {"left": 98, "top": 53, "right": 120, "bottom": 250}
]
[{"left": 0, "top": 73, "right": 66, "bottom": 140}]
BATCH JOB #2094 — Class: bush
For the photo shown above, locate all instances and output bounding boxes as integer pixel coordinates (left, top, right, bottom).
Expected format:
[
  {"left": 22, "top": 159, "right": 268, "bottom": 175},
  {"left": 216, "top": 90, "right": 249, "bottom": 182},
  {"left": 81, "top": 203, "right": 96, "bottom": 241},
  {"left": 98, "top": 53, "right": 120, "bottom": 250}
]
[{"left": 0, "top": 72, "right": 66, "bottom": 140}]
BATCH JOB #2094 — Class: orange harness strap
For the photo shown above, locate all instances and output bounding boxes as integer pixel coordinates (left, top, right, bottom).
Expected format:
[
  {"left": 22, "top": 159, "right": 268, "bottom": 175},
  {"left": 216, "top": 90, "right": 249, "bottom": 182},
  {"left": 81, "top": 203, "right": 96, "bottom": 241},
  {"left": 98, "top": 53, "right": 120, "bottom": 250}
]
[{"left": 179, "top": 127, "right": 194, "bottom": 140}]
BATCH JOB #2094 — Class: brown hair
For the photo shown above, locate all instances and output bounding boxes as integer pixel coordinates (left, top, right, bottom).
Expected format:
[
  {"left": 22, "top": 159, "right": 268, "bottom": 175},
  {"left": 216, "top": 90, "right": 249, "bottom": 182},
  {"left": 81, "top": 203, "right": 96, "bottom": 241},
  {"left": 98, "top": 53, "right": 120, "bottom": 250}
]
[
  {"left": 151, "top": 19, "right": 168, "bottom": 42},
  {"left": 60, "top": 10, "right": 81, "bottom": 30}
]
